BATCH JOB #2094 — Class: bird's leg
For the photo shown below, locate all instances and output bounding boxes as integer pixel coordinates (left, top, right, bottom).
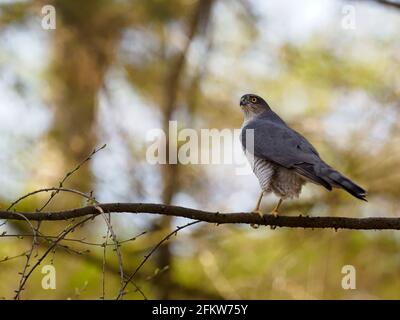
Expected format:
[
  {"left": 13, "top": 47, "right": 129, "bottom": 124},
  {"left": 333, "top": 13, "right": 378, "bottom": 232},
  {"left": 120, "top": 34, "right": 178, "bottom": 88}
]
[
  {"left": 270, "top": 198, "right": 283, "bottom": 217},
  {"left": 251, "top": 191, "right": 264, "bottom": 217},
  {"left": 250, "top": 191, "right": 264, "bottom": 229}
]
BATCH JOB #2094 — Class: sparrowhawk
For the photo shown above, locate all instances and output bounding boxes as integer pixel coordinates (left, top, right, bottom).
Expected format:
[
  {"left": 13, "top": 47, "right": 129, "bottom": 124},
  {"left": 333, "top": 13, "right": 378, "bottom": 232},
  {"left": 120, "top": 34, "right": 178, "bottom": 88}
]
[{"left": 239, "top": 93, "right": 367, "bottom": 217}]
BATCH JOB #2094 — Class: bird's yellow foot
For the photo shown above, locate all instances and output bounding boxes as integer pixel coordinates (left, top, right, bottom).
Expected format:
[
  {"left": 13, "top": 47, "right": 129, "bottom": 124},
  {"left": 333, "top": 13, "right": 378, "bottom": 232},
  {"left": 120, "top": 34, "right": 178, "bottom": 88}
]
[
  {"left": 270, "top": 199, "right": 283, "bottom": 218},
  {"left": 249, "top": 191, "right": 264, "bottom": 228},
  {"left": 251, "top": 209, "right": 263, "bottom": 218},
  {"left": 270, "top": 210, "right": 279, "bottom": 217}
]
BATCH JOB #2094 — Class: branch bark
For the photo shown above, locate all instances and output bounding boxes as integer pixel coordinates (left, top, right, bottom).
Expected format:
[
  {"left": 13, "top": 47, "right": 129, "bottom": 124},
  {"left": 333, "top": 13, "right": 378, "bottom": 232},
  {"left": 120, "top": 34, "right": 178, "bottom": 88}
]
[
  {"left": 350, "top": 0, "right": 400, "bottom": 10},
  {"left": 370, "top": 0, "right": 400, "bottom": 10},
  {"left": 2, "top": 203, "right": 400, "bottom": 230}
]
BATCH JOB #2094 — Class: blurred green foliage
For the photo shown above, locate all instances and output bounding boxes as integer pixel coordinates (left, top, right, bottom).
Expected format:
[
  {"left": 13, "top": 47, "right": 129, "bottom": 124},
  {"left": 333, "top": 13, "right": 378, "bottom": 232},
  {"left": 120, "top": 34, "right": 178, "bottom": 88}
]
[{"left": 0, "top": 0, "right": 400, "bottom": 299}]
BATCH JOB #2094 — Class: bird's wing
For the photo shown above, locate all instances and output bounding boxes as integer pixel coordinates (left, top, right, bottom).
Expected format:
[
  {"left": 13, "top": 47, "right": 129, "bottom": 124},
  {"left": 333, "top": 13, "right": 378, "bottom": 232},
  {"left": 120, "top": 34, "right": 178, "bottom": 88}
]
[
  {"left": 241, "top": 118, "right": 367, "bottom": 200},
  {"left": 241, "top": 118, "right": 319, "bottom": 166},
  {"left": 241, "top": 118, "right": 333, "bottom": 190}
]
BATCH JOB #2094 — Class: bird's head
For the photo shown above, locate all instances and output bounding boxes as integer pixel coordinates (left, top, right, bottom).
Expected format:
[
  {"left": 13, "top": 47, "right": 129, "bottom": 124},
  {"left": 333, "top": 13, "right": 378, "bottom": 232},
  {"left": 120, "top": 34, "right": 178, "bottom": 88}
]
[{"left": 239, "top": 94, "right": 270, "bottom": 118}]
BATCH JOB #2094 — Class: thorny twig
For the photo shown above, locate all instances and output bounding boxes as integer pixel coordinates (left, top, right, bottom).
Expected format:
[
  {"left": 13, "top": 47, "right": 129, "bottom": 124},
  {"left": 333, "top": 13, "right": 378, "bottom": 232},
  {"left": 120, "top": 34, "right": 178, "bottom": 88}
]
[
  {"left": 101, "top": 212, "right": 110, "bottom": 299},
  {"left": 7, "top": 144, "right": 106, "bottom": 212},
  {"left": 0, "top": 231, "right": 147, "bottom": 247},
  {"left": 117, "top": 221, "right": 201, "bottom": 299},
  {"left": 2, "top": 144, "right": 150, "bottom": 299},
  {"left": 0, "top": 250, "right": 31, "bottom": 264},
  {"left": 8, "top": 145, "right": 107, "bottom": 299},
  {"left": 12, "top": 213, "right": 39, "bottom": 300},
  {"left": 10, "top": 186, "right": 127, "bottom": 299},
  {"left": 14, "top": 216, "right": 95, "bottom": 299}
]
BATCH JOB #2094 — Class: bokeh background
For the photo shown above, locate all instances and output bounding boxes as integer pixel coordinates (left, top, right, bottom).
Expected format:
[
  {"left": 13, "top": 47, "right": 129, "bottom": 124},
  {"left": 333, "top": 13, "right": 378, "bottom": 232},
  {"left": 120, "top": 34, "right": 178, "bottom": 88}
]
[{"left": 0, "top": 0, "right": 400, "bottom": 299}]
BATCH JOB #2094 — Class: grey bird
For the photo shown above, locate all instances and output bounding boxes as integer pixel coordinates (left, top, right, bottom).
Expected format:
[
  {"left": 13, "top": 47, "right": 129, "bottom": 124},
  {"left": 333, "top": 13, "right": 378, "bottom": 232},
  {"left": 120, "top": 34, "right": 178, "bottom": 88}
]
[{"left": 239, "top": 93, "right": 367, "bottom": 217}]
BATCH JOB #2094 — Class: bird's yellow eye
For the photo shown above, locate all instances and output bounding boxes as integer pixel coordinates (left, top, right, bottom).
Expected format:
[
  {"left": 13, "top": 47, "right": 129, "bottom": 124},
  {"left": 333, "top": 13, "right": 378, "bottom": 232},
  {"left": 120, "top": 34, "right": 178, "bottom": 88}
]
[{"left": 250, "top": 97, "right": 257, "bottom": 103}]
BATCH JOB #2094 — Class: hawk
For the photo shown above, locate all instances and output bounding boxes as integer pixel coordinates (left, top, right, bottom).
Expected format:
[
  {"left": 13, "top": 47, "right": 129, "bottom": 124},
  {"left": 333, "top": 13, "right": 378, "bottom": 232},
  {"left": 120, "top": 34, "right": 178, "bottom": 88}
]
[{"left": 240, "top": 93, "right": 367, "bottom": 217}]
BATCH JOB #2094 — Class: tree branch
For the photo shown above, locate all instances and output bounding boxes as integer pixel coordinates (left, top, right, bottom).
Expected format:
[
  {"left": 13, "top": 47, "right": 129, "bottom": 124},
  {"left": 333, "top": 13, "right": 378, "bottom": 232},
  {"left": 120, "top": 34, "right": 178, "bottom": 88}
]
[
  {"left": 1, "top": 203, "right": 399, "bottom": 230},
  {"left": 371, "top": 0, "right": 400, "bottom": 10},
  {"left": 355, "top": 0, "right": 400, "bottom": 10}
]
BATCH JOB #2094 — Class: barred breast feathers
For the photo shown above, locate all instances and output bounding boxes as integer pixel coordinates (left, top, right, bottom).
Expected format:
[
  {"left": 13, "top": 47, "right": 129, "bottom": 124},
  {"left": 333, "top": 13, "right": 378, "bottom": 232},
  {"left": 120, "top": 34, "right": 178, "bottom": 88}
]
[{"left": 250, "top": 155, "right": 275, "bottom": 192}]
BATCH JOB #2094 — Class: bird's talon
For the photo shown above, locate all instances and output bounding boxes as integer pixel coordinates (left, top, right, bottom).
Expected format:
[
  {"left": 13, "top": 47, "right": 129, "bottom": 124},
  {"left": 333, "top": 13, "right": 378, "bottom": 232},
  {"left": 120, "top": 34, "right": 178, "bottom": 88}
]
[
  {"left": 251, "top": 209, "right": 263, "bottom": 218},
  {"left": 270, "top": 210, "right": 279, "bottom": 217}
]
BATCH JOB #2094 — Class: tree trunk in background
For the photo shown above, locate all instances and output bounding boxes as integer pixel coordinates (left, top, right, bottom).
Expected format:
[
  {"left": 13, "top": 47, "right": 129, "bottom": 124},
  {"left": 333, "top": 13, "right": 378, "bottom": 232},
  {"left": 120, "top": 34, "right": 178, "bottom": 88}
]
[
  {"left": 154, "top": 0, "right": 214, "bottom": 299},
  {"left": 47, "top": 0, "right": 127, "bottom": 195}
]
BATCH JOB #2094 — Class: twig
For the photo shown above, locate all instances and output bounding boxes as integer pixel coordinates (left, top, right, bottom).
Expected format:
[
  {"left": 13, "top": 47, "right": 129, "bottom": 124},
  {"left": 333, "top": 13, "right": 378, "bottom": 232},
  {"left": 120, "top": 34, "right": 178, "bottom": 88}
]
[
  {"left": 362, "top": 0, "right": 400, "bottom": 10},
  {"left": 117, "top": 221, "right": 200, "bottom": 299},
  {"left": 94, "top": 205, "right": 125, "bottom": 298},
  {"left": 0, "top": 250, "right": 31, "bottom": 264},
  {"left": 8, "top": 183, "right": 127, "bottom": 300},
  {"left": 8, "top": 187, "right": 127, "bottom": 297},
  {"left": 6, "top": 144, "right": 106, "bottom": 212},
  {"left": 8, "top": 145, "right": 106, "bottom": 299},
  {"left": 101, "top": 213, "right": 110, "bottom": 300},
  {"left": 0, "top": 231, "right": 146, "bottom": 247},
  {"left": 12, "top": 213, "right": 39, "bottom": 300},
  {"left": 13, "top": 216, "right": 95, "bottom": 300}
]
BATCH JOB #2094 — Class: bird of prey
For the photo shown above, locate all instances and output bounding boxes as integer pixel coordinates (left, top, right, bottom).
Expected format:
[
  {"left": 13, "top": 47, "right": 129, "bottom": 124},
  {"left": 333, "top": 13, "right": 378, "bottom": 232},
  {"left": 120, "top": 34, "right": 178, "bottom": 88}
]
[{"left": 239, "top": 93, "right": 367, "bottom": 217}]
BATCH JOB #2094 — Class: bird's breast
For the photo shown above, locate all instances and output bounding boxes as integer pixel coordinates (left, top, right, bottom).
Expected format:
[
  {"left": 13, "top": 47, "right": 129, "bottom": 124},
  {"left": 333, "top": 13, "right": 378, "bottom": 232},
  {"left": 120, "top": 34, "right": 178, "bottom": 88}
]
[{"left": 246, "top": 154, "right": 276, "bottom": 192}]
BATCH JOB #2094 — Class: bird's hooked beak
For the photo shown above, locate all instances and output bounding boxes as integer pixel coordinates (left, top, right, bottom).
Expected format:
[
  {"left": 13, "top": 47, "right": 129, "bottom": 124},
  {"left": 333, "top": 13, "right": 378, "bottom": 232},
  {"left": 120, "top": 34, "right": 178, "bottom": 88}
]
[{"left": 240, "top": 96, "right": 247, "bottom": 107}]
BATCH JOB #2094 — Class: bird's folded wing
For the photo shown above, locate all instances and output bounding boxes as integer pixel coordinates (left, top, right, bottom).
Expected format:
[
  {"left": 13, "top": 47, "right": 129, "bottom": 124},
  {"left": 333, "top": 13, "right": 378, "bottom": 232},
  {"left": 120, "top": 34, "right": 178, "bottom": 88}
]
[{"left": 241, "top": 119, "right": 332, "bottom": 190}]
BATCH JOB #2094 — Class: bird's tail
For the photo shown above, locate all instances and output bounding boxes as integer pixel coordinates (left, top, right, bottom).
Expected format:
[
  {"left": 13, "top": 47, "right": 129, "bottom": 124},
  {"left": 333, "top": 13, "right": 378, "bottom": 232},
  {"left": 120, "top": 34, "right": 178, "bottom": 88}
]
[
  {"left": 318, "top": 164, "right": 367, "bottom": 201},
  {"left": 294, "top": 162, "right": 367, "bottom": 201}
]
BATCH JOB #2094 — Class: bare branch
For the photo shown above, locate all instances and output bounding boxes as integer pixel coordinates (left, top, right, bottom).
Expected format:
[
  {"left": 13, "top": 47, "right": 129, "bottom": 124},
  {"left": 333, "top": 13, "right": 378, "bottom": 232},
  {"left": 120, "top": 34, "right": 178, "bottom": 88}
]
[
  {"left": 366, "top": 0, "right": 400, "bottom": 10},
  {"left": 6, "top": 144, "right": 106, "bottom": 212},
  {"left": 13, "top": 216, "right": 92, "bottom": 299},
  {"left": 350, "top": 0, "right": 400, "bottom": 10},
  {"left": 1, "top": 203, "right": 400, "bottom": 230},
  {"left": 117, "top": 221, "right": 200, "bottom": 300},
  {"left": 12, "top": 212, "right": 39, "bottom": 300}
]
